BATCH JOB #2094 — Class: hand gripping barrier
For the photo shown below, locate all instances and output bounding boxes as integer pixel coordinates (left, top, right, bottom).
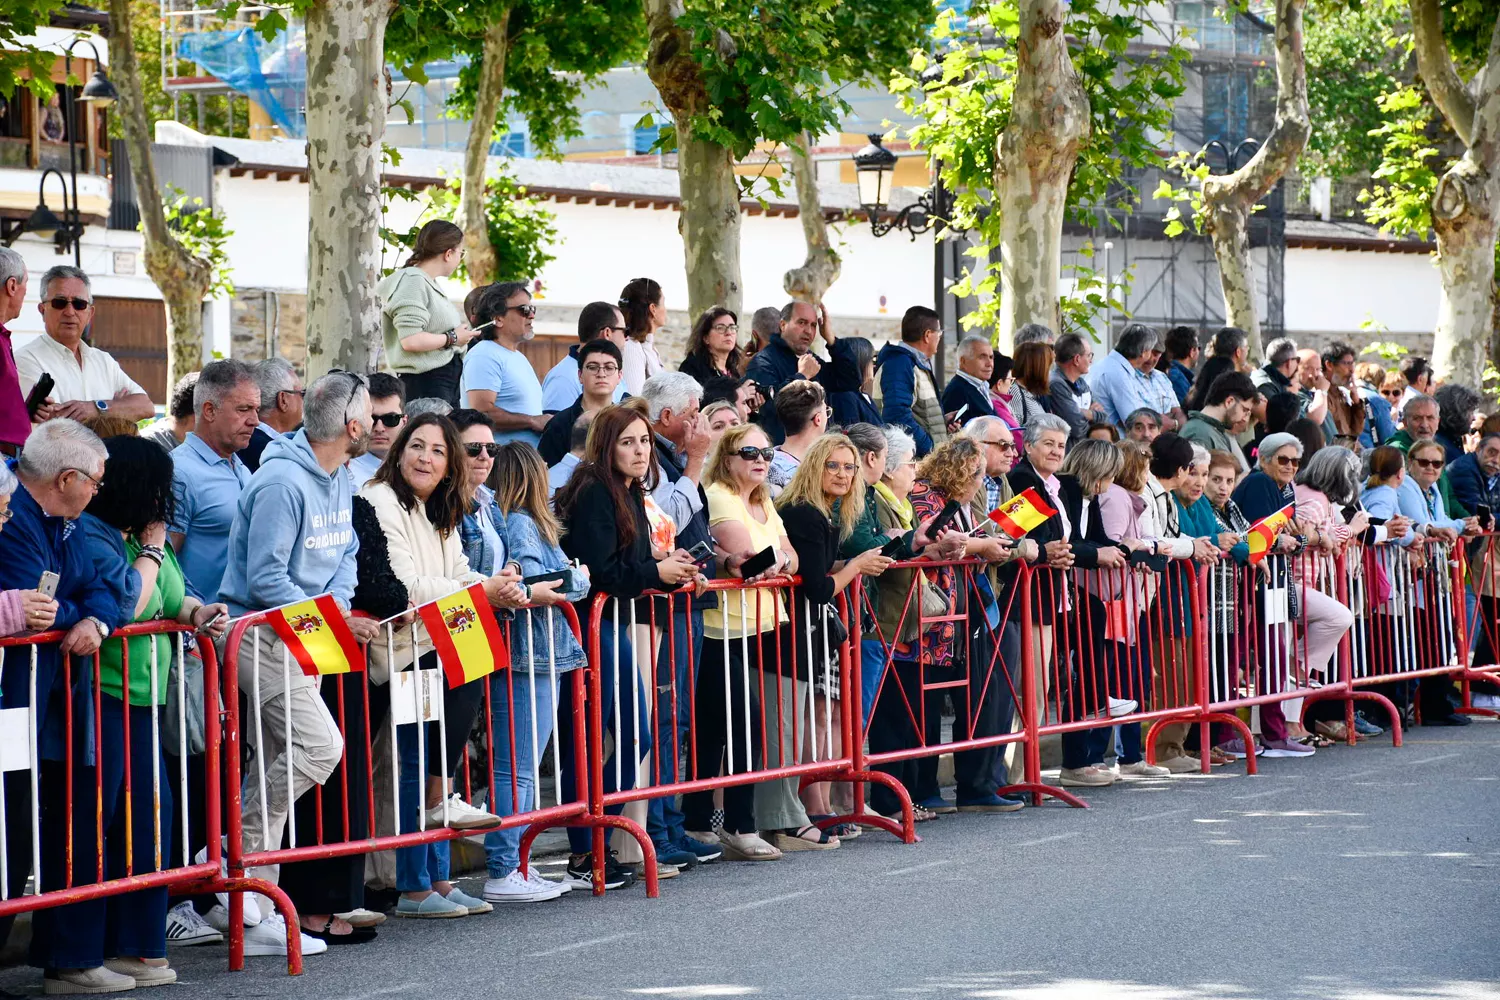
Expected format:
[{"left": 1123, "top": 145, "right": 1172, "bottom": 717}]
[
  {"left": 0, "top": 623, "right": 229, "bottom": 930},
  {"left": 221, "top": 599, "right": 595, "bottom": 974}
]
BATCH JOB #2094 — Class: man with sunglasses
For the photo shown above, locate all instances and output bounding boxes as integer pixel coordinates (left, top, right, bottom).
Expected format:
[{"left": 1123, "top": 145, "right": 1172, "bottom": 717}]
[
  {"left": 347, "top": 372, "right": 405, "bottom": 488},
  {"left": 17, "top": 266, "right": 153, "bottom": 425},
  {"left": 462, "top": 282, "right": 547, "bottom": 446},
  {"left": 537, "top": 340, "right": 622, "bottom": 465},
  {"left": 540, "top": 301, "right": 629, "bottom": 414}
]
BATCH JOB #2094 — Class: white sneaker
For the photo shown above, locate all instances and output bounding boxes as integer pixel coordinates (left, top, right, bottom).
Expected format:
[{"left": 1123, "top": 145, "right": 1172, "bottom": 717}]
[
  {"left": 482, "top": 869, "right": 564, "bottom": 903},
  {"left": 425, "top": 793, "right": 502, "bottom": 831},
  {"left": 1107, "top": 698, "right": 1138, "bottom": 718},
  {"left": 165, "top": 901, "right": 223, "bottom": 947},
  {"left": 525, "top": 867, "right": 571, "bottom": 894},
  {"left": 1119, "top": 760, "right": 1171, "bottom": 777},
  {"left": 241, "top": 914, "right": 328, "bottom": 958},
  {"left": 203, "top": 902, "right": 262, "bottom": 932},
  {"left": 1470, "top": 693, "right": 1500, "bottom": 710}
]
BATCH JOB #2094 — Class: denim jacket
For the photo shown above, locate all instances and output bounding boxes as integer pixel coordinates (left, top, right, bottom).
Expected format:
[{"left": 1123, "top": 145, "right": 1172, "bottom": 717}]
[
  {"left": 499, "top": 510, "right": 588, "bottom": 673},
  {"left": 460, "top": 485, "right": 508, "bottom": 576}
]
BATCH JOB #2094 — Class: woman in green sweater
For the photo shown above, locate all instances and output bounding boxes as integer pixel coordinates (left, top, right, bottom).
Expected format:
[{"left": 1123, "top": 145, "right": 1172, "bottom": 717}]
[{"left": 377, "top": 220, "right": 477, "bottom": 407}]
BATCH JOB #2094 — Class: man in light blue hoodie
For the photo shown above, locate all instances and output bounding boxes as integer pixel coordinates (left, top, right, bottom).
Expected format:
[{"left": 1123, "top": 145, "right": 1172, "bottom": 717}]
[{"left": 218, "top": 371, "right": 379, "bottom": 939}]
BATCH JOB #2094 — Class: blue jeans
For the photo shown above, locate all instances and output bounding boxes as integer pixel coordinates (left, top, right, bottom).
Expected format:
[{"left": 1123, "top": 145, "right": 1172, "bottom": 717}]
[
  {"left": 860, "top": 638, "right": 889, "bottom": 732},
  {"left": 561, "top": 620, "right": 651, "bottom": 854},
  {"left": 483, "top": 666, "right": 559, "bottom": 877},
  {"left": 648, "top": 608, "right": 703, "bottom": 849},
  {"left": 395, "top": 723, "right": 451, "bottom": 893}
]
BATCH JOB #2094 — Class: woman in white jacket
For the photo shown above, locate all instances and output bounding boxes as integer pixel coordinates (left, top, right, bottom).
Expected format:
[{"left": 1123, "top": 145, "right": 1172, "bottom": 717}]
[{"left": 361, "top": 412, "right": 526, "bottom": 918}]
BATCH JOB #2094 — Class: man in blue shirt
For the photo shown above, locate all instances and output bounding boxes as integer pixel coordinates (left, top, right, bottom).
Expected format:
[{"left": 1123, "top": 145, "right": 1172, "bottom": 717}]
[
  {"left": 540, "top": 301, "right": 629, "bottom": 413},
  {"left": 1091, "top": 324, "right": 1184, "bottom": 432},
  {"left": 170, "top": 360, "right": 260, "bottom": 600},
  {"left": 1163, "top": 325, "right": 1200, "bottom": 406},
  {"left": 462, "top": 282, "right": 547, "bottom": 446}
]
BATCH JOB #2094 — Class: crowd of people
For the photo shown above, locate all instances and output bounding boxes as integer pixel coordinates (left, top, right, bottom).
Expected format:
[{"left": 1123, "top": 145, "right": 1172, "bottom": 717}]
[{"left": 0, "top": 233, "right": 1496, "bottom": 992}]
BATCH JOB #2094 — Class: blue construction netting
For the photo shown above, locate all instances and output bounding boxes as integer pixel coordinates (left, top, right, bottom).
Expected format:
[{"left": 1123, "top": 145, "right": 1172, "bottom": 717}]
[{"left": 178, "top": 24, "right": 306, "bottom": 137}]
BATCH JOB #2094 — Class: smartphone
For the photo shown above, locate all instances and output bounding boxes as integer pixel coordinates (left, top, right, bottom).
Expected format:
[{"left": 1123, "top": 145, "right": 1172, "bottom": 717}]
[
  {"left": 738, "top": 546, "right": 777, "bottom": 579},
  {"left": 24, "top": 374, "right": 54, "bottom": 418},
  {"left": 196, "top": 612, "right": 228, "bottom": 634},
  {"left": 879, "top": 535, "right": 906, "bottom": 557},
  {"left": 1339, "top": 505, "right": 1357, "bottom": 524},
  {"left": 522, "top": 570, "right": 569, "bottom": 588},
  {"left": 950, "top": 403, "right": 970, "bottom": 423},
  {"left": 687, "top": 540, "right": 715, "bottom": 565},
  {"left": 37, "top": 571, "right": 59, "bottom": 600},
  {"left": 1478, "top": 504, "right": 1493, "bottom": 530},
  {"left": 925, "top": 500, "right": 964, "bottom": 540}
]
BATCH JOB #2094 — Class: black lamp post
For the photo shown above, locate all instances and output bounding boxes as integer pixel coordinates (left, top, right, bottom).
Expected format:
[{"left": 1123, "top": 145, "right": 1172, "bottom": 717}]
[{"left": 60, "top": 36, "right": 118, "bottom": 268}]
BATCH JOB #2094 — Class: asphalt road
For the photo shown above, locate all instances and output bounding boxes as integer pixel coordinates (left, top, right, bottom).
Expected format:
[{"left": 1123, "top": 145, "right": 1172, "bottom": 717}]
[{"left": 8, "top": 723, "right": 1500, "bottom": 999}]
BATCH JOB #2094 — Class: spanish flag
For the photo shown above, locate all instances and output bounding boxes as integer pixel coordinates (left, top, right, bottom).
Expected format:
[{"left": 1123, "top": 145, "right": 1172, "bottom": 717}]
[
  {"left": 1246, "top": 503, "right": 1295, "bottom": 565},
  {"left": 265, "top": 595, "right": 364, "bottom": 676},
  {"left": 415, "top": 584, "right": 510, "bottom": 688},
  {"left": 989, "top": 487, "right": 1058, "bottom": 539}
]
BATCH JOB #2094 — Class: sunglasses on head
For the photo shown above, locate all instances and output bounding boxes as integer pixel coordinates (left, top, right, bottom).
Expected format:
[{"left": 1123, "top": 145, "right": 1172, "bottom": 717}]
[
  {"left": 735, "top": 446, "right": 775, "bottom": 462},
  {"left": 371, "top": 412, "right": 403, "bottom": 428},
  {"left": 465, "top": 442, "right": 500, "bottom": 458},
  {"left": 48, "top": 296, "right": 91, "bottom": 311}
]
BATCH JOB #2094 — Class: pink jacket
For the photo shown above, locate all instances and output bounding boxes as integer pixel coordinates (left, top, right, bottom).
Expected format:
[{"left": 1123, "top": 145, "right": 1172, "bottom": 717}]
[
  {"left": 991, "top": 392, "right": 1024, "bottom": 450},
  {"left": 0, "top": 590, "right": 24, "bottom": 638},
  {"left": 1292, "top": 485, "right": 1350, "bottom": 589},
  {"left": 1088, "top": 484, "right": 1149, "bottom": 639}
]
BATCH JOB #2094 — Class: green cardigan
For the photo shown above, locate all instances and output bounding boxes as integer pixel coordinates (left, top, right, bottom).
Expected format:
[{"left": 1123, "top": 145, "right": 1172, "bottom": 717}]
[{"left": 376, "top": 267, "right": 466, "bottom": 375}]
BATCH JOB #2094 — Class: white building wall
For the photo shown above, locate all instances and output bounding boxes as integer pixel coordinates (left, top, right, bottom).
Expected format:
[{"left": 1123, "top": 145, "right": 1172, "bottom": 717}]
[{"left": 1282, "top": 247, "right": 1439, "bottom": 340}]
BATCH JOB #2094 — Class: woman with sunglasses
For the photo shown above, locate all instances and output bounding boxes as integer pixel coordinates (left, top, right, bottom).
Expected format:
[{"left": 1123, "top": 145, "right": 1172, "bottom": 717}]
[
  {"left": 618, "top": 278, "right": 667, "bottom": 396},
  {"left": 680, "top": 307, "right": 744, "bottom": 385},
  {"left": 378, "top": 220, "right": 476, "bottom": 408}
]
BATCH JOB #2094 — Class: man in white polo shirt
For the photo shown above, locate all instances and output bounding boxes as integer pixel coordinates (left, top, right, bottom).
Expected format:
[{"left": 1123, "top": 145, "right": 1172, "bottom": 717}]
[{"left": 17, "top": 266, "right": 154, "bottom": 424}]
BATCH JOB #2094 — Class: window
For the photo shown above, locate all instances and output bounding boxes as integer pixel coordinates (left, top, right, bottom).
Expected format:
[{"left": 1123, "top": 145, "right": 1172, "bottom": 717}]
[{"left": 491, "top": 130, "right": 528, "bottom": 157}]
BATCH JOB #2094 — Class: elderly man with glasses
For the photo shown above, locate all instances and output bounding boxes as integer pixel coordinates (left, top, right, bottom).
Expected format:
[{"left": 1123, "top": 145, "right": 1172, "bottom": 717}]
[{"left": 17, "top": 265, "right": 153, "bottom": 425}]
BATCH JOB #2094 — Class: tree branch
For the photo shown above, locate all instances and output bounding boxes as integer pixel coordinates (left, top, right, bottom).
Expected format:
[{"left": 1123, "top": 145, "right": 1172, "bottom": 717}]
[
  {"left": 456, "top": 5, "right": 511, "bottom": 286},
  {"left": 1410, "top": 0, "right": 1476, "bottom": 147},
  {"left": 783, "top": 131, "right": 839, "bottom": 302}
]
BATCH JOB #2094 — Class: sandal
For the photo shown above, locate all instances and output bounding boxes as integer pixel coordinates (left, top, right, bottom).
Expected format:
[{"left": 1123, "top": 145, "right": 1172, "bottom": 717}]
[
  {"left": 1301, "top": 733, "right": 1335, "bottom": 749},
  {"left": 771, "top": 826, "right": 840, "bottom": 852},
  {"left": 303, "top": 916, "right": 377, "bottom": 944},
  {"left": 808, "top": 813, "right": 860, "bottom": 839}
]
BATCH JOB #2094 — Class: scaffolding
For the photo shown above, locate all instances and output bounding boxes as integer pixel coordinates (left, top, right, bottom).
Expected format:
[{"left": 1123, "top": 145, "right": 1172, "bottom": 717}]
[{"left": 158, "top": 1, "right": 303, "bottom": 138}]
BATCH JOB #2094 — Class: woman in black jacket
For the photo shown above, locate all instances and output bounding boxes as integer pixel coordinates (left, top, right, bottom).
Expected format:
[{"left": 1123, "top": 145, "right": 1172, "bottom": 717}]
[
  {"left": 679, "top": 307, "right": 744, "bottom": 385},
  {"left": 554, "top": 405, "right": 700, "bottom": 886},
  {"left": 777, "top": 433, "right": 890, "bottom": 829}
]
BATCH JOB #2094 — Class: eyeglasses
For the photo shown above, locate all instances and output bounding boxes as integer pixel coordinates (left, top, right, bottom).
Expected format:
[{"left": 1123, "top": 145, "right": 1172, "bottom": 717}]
[
  {"left": 710, "top": 323, "right": 739, "bottom": 334},
  {"left": 981, "top": 438, "right": 1014, "bottom": 452},
  {"left": 47, "top": 296, "right": 91, "bottom": 311},
  {"left": 465, "top": 442, "right": 501, "bottom": 459},
  {"left": 371, "top": 412, "right": 404, "bottom": 428},
  {"left": 1273, "top": 455, "right": 1301, "bottom": 468},
  {"left": 1412, "top": 457, "right": 1444, "bottom": 469},
  {"left": 278, "top": 387, "right": 306, "bottom": 400},
  {"left": 582, "top": 363, "right": 620, "bottom": 375},
  {"left": 325, "top": 368, "right": 368, "bottom": 426},
  {"left": 824, "top": 461, "right": 858, "bottom": 474},
  {"left": 504, "top": 303, "right": 537, "bottom": 319},
  {"left": 66, "top": 467, "right": 103, "bottom": 491},
  {"left": 734, "top": 446, "right": 775, "bottom": 462}
]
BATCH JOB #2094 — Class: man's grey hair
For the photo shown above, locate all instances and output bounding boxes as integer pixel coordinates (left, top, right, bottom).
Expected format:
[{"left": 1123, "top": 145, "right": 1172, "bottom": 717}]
[
  {"left": 1297, "top": 445, "right": 1360, "bottom": 507},
  {"left": 39, "top": 265, "right": 90, "bottom": 300},
  {"left": 1014, "top": 323, "right": 1055, "bottom": 347},
  {"left": 0, "top": 460, "right": 15, "bottom": 498},
  {"left": 1124, "top": 407, "right": 1161, "bottom": 429},
  {"left": 1114, "top": 323, "right": 1158, "bottom": 360},
  {"left": 1023, "top": 412, "right": 1071, "bottom": 446},
  {"left": 0, "top": 248, "right": 24, "bottom": 291},
  {"left": 405, "top": 397, "right": 452, "bottom": 419},
  {"left": 960, "top": 415, "right": 1009, "bottom": 444},
  {"left": 1265, "top": 337, "right": 1298, "bottom": 368},
  {"left": 1256, "top": 432, "right": 1304, "bottom": 467},
  {"left": 569, "top": 408, "right": 596, "bottom": 454},
  {"left": 1402, "top": 392, "right": 1438, "bottom": 421},
  {"left": 641, "top": 371, "right": 703, "bottom": 423},
  {"left": 18, "top": 418, "right": 106, "bottom": 482},
  {"left": 194, "top": 359, "right": 258, "bottom": 415},
  {"left": 303, "top": 372, "right": 369, "bottom": 443},
  {"left": 958, "top": 333, "right": 992, "bottom": 359},
  {"left": 252, "top": 358, "right": 298, "bottom": 416},
  {"left": 882, "top": 425, "right": 916, "bottom": 474},
  {"left": 751, "top": 306, "right": 782, "bottom": 339}
]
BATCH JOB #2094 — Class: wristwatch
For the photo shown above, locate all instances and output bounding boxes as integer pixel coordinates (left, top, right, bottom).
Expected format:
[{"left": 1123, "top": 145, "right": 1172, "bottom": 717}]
[
  {"left": 94, "top": 400, "right": 108, "bottom": 411},
  {"left": 84, "top": 616, "right": 110, "bottom": 641},
  {"left": 443, "top": 329, "right": 458, "bottom": 348}
]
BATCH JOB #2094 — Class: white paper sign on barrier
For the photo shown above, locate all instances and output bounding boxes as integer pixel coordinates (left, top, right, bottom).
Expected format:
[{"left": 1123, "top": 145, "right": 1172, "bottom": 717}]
[
  {"left": 0, "top": 708, "right": 30, "bottom": 772},
  {"left": 392, "top": 669, "right": 444, "bottom": 725},
  {"left": 1264, "top": 587, "right": 1290, "bottom": 625}
]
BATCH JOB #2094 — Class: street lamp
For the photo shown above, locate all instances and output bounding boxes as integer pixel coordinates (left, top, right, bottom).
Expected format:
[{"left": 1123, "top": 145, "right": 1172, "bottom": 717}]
[
  {"left": 25, "top": 170, "right": 70, "bottom": 241},
  {"left": 851, "top": 134, "right": 943, "bottom": 240},
  {"left": 60, "top": 35, "right": 117, "bottom": 268}
]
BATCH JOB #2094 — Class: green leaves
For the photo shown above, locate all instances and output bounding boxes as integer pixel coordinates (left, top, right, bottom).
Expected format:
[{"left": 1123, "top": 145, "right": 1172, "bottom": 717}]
[
  {"left": 0, "top": 0, "right": 69, "bottom": 100},
  {"left": 155, "top": 187, "right": 235, "bottom": 299},
  {"left": 384, "top": 172, "right": 559, "bottom": 283},
  {"left": 1359, "top": 83, "right": 1439, "bottom": 239}
]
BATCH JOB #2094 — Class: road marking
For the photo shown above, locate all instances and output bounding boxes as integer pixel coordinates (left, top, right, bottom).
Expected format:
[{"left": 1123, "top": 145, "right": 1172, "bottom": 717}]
[
  {"left": 1130, "top": 807, "right": 1189, "bottom": 822},
  {"left": 1234, "top": 787, "right": 1291, "bottom": 800},
  {"left": 324, "top": 983, "right": 420, "bottom": 1000},
  {"left": 525, "top": 932, "right": 638, "bottom": 958},
  {"left": 884, "top": 859, "right": 953, "bottom": 876},
  {"left": 719, "top": 890, "right": 814, "bottom": 913},
  {"left": 1011, "top": 831, "right": 1082, "bottom": 848},
  {"left": 1406, "top": 753, "right": 1460, "bottom": 765},
  {"left": 1339, "top": 769, "right": 1384, "bottom": 781}
]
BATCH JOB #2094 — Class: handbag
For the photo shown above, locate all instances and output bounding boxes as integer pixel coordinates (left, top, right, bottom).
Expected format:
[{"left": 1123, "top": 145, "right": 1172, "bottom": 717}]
[
  {"left": 165, "top": 642, "right": 214, "bottom": 757},
  {"left": 897, "top": 569, "right": 952, "bottom": 644}
]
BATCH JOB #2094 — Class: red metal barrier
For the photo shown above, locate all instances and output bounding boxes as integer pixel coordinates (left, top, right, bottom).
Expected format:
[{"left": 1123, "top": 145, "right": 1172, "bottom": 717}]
[
  {"left": 1458, "top": 533, "right": 1500, "bottom": 718},
  {"left": 221, "top": 599, "right": 596, "bottom": 974},
  {"left": 0, "top": 622, "right": 229, "bottom": 919}
]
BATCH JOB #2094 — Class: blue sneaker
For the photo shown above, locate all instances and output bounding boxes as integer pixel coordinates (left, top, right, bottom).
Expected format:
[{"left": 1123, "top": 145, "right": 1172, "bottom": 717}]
[
  {"left": 1353, "top": 712, "right": 1384, "bottom": 736},
  {"left": 956, "top": 792, "right": 1025, "bottom": 813},
  {"left": 915, "top": 794, "right": 957, "bottom": 815},
  {"left": 673, "top": 835, "right": 723, "bottom": 863},
  {"left": 655, "top": 845, "right": 700, "bottom": 869}
]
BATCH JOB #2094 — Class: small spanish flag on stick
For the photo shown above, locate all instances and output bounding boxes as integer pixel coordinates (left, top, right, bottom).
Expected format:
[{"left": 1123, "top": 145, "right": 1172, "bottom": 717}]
[
  {"left": 1246, "top": 503, "right": 1295, "bottom": 565},
  {"left": 989, "top": 487, "right": 1058, "bottom": 539},
  {"left": 265, "top": 594, "right": 364, "bottom": 676},
  {"left": 416, "top": 584, "right": 510, "bottom": 688}
]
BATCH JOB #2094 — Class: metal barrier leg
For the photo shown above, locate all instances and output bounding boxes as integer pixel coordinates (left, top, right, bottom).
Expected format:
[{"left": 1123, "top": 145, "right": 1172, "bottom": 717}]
[{"left": 218, "top": 876, "right": 304, "bottom": 975}]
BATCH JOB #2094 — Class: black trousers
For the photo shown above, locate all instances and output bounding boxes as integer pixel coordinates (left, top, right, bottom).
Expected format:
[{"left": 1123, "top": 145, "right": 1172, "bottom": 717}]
[
  {"left": 398, "top": 354, "right": 463, "bottom": 410},
  {"left": 869, "top": 658, "right": 942, "bottom": 815},
  {"left": 682, "top": 634, "right": 764, "bottom": 835},
  {"left": 0, "top": 770, "right": 32, "bottom": 951}
]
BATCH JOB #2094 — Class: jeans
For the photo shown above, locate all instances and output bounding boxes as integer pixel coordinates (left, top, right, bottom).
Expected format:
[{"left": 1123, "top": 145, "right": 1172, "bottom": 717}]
[
  {"left": 398, "top": 354, "right": 462, "bottom": 409},
  {"left": 561, "top": 621, "right": 650, "bottom": 854},
  {"left": 394, "top": 722, "right": 451, "bottom": 893},
  {"left": 860, "top": 638, "right": 889, "bottom": 732},
  {"left": 32, "top": 697, "right": 171, "bottom": 969},
  {"left": 483, "top": 666, "right": 559, "bottom": 877},
  {"left": 647, "top": 608, "right": 703, "bottom": 850}
]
